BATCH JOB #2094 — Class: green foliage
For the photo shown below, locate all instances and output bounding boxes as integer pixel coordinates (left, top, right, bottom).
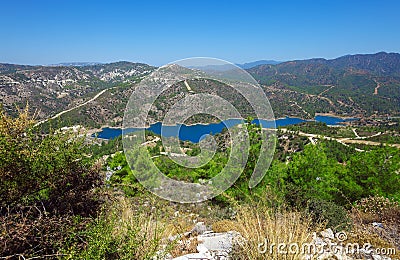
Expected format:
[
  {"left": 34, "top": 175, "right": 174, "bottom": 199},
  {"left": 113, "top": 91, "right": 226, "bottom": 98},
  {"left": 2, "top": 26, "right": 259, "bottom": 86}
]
[
  {"left": 223, "top": 121, "right": 265, "bottom": 201},
  {"left": 347, "top": 147, "right": 400, "bottom": 200},
  {"left": 285, "top": 144, "right": 342, "bottom": 204},
  {"left": 253, "top": 160, "right": 288, "bottom": 206},
  {"left": 105, "top": 122, "right": 400, "bottom": 211},
  {"left": 319, "top": 139, "right": 356, "bottom": 162},
  {"left": 280, "top": 142, "right": 399, "bottom": 207},
  {"left": 0, "top": 107, "right": 98, "bottom": 207},
  {"left": 306, "top": 198, "right": 352, "bottom": 232},
  {"left": 0, "top": 107, "right": 102, "bottom": 257},
  {"left": 91, "top": 136, "right": 123, "bottom": 159},
  {"left": 64, "top": 198, "right": 170, "bottom": 260}
]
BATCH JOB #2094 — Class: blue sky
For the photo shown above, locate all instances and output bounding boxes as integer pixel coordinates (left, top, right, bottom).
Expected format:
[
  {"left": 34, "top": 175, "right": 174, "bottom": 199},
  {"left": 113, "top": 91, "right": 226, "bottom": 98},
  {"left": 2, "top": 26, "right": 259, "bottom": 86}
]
[{"left": 1, "top": 0, "right": 400, "bottom": 66}]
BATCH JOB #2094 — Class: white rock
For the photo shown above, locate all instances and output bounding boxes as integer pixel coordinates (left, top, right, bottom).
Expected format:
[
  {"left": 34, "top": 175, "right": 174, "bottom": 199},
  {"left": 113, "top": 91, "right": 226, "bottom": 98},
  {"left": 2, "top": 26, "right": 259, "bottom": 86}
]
[
  {"left": 171, "top": 253, "right": 212, "bottom": 260},
  {"left": 317, "top": 252, "right": 335, "bottom": 260},
  {"left": 320, "top": 228, "right": 335, "bottom": 239},
  {"left": 372, "top": 222, "right": 384, "bottom": 228},
  {"left": 191, "top": 222, "right": 210, "bottom": 235},
  {"left": 197, "top": 232, "right": 239, "bottom": 252},
  {"left": 197, "top": 243, "right": 209, "bottom": 254},
  {"left": 372, "top": 255, "right": 382, "bottom": 260}
]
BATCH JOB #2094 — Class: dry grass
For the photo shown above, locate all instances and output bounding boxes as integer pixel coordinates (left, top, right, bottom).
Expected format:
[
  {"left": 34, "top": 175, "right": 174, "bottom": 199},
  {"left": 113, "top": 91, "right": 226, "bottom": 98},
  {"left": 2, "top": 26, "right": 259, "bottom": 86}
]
[
  {"left": 111, "top": 196, "right": 164, "bottom": 240},
  {"left": 230, "top": 200, "right": 315, "bottom": 260},
  {"left": 352, "top": 196, "right": 400, "bottom": 224},
  {"left": 349, "top": 196, "right": 400, "bottom": 257},
  {"left": 0, "top": 104, "right": 36, "bottom": 137},
  {"left": 212, "top": 219, "right": 241, "bottom": 233},
  {"left": 66, "top": 195, "right": 173, "bottom": 260},
  {"left": 345, "top": 226, "right": 400, "bottom": 259},
  {"left": 109, "top": 195, "right": 215, "bottom": 259},
  {"left": 169, "top": 236, "right": 198, "bottom": 258}
]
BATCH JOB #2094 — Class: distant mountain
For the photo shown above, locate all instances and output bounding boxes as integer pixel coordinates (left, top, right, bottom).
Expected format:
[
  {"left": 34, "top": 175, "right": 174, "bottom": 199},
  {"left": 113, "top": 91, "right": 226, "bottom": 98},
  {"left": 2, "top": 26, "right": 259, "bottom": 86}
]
[
  {"left": 82, "top": 61, "right": 155, "bottom": 82},
  {"left": 249, "top": 52, "right": 400, "bottom": 84},
  {"left": 1, "top": 53, "right": 399, "bottom": 128},
  {"left": 327, "top": 52, "right": 400, "bottom": 76},
  {"left": 248, "top": 52, "right": 400, "bottom": 117},
  {"left": 237, "top": 60, "right": 281, "bottom": 69},
  {"left": 0, "top": 63, "right": 34, "bottom": 73},
  {"left": 0, "top": 61, "right": 155, "bottom": 119},
  {"left": 50, "top": 62, "right": 103, "bottom": 67}
]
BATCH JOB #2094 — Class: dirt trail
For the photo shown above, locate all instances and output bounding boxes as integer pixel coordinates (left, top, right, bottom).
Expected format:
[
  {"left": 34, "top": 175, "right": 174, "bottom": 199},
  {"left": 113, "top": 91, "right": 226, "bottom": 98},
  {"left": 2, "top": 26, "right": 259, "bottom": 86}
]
[
  {"left": 184, "top": 80, "right": 192, "bottom": 91},
  {"left": 279, "top": 128, "right": 399, "bottom": 150},
  {"left": 339, "top": 139, "right": 400, "bottom": 149},
  {"left": 34, "top": 88, "right": 111, "bottom": 127},
  {"left": 318, "top": 85, "right": 335, "bottom": 97},
  {"left": 266, "top": 85, "right": 336, "bottom": 107},
  {"left": 352, "top": 128, "right": 360, "bottom": 138},
  {"left": 291, "top": 101, "right": 311, "bottom": 118},
  {"left": 373, "top": 80, "right": 381, "bottom": 95}
]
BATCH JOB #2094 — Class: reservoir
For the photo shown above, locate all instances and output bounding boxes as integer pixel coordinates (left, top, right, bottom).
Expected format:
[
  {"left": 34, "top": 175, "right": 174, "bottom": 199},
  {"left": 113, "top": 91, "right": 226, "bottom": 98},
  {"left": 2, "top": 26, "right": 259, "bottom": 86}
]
[{"left": 93, "top": 115, "right": 357, "bottom": 143}]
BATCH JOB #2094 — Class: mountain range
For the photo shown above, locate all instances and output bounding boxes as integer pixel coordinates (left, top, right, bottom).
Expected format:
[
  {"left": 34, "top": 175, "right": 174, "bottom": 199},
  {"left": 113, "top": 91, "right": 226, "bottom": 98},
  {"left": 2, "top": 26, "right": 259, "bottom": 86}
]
[
  {"left": 0, "top": 62, "right": 154, "bottom": 119},
  {"left": 0, "top": 52, "right": 399, "bottom": 128},
  {"left": 236, "top": 60, "right": 281, "bottom": 69},
  {"left": 249, "top": 52, "right": 400, "bottom": 118}
]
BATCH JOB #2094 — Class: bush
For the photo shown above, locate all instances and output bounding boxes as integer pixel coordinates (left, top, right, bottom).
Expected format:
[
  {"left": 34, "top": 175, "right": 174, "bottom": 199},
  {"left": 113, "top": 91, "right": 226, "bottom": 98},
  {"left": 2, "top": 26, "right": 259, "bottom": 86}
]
[
  {"left": 231, "top": 196, "right": 313, "bottom": 260},
  {"left": 64, "top": 196, "right": 172, "bottom": 260},
  {"left": 354, "top": 196, "right": 400, "bottom": 223},
  {"left": 0, "top": 106, "right": 102, "bottom": 210},
  {"left": 0, "top": 106, "right": 103, "bottom": 257},
  {"left": 306, "top": 198, "right": 351, "bottom": 232}
]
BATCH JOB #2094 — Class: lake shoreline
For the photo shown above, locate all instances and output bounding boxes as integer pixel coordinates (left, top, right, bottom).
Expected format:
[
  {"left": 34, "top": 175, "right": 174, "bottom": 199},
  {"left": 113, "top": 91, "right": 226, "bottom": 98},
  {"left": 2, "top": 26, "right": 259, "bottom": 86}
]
[
  {"left": 92, "top": 115, "right": 359, "bottom": 142},
  {"left": 92, "top": 114, "right": 355, "bottom": 133},
  {"left": 314, "top": 112, "right": 360, "bottom": 120}
]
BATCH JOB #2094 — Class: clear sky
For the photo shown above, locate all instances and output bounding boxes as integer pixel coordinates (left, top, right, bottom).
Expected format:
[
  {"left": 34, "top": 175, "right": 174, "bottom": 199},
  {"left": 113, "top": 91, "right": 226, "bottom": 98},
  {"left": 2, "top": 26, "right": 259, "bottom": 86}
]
[{"left": 1, "top": 0, "right": 400, "bottom": 66}]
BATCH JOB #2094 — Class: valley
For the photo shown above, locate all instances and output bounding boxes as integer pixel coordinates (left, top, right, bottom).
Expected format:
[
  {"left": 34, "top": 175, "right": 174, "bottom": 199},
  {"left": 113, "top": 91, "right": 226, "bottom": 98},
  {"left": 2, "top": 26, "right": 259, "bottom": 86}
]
[
  {"left": 2, "top": 52, "right": 400, "bottom": 260},
  {"left": 2, "top": 52, "right": 400, "bottom": 132},
  {"left": 3, "top": 1, "right": 400, "bottom": 259}
]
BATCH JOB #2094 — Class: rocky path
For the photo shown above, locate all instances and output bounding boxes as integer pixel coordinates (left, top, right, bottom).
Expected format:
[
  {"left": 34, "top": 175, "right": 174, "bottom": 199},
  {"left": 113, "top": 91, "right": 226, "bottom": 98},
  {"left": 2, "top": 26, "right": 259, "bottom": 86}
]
[
  {"left": 318, "top": 85, "right": 335, "bottom": 96},
  {"left": 34, "top": 88, "right": 112, "bottom": 127},
  {"left": 184, "top": 80, "right": 192, "bottom": 92},
  {"left": 166, "top": 223, "right": 394, "bottom": 260},
  {"left": 279, "top": 128, "right": 399, "bottom": 150},
  {"left": 373, "top": 80, "right": 382, "bottom": 95}
]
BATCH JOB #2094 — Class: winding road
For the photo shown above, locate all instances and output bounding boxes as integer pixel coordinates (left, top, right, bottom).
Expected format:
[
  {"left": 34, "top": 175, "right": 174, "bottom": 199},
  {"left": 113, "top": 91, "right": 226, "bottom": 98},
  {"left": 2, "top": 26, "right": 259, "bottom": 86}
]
[
  {"left": 34, "top": 88, "right": 111, "bottom": 127},
  {"left": 279, "top": 128, "right": 400, "bottom": 150},
  {"left": 373, "top": 80, "right": 381, "bottom": 95}
]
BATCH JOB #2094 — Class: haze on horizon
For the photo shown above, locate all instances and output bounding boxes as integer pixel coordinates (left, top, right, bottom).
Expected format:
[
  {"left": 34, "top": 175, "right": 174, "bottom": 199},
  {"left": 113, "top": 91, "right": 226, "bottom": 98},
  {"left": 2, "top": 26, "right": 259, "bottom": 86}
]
[{"left": 1, "top": 0, "right": 400, "bottom": 66}]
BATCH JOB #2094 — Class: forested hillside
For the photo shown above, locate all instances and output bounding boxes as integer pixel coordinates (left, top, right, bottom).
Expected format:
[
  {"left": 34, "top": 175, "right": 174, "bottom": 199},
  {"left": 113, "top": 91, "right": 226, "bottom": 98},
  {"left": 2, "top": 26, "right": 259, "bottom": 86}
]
[{"left": 250, "top": 52, "right": 400, "bottom": 117}]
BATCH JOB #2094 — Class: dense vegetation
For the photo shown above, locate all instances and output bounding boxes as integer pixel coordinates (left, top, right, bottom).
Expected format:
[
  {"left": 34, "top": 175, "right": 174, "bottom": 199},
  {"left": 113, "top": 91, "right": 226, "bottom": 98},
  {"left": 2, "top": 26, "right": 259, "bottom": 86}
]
[
  {"left": 104, "top": 120, "right": 400, "bottom": 230},
  {"left": 3, "top": 52, "right": 400, "bottom": 132},
  {"left": 250, "top": 52, "right": 400, "bottom": 117},
  {"left": 1, "top": 108, "right": 400, "bottom": 259},
  {"left": 0, "top": 107, "right": 103, "bottom": 257}
]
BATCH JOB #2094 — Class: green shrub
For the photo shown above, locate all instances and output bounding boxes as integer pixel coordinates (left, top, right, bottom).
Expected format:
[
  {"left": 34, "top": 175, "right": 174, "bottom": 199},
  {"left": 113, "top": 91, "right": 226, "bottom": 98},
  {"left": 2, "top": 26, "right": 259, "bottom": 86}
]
[
  {"left": 0, "top": 106, "right": 102, "bottom": 257},
  {"left": 306, "top": 198, "right": 351, "bottom": 232},
  {"left": 64, "top": 197, "right": 171, "bottom": 260}
]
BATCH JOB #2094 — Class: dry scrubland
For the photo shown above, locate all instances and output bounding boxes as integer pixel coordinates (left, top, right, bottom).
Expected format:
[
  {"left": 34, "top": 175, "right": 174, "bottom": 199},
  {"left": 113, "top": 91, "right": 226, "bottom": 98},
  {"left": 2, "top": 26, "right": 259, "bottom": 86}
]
[{"left": 1, "top": 108, "right": 400, "bottom": 259}]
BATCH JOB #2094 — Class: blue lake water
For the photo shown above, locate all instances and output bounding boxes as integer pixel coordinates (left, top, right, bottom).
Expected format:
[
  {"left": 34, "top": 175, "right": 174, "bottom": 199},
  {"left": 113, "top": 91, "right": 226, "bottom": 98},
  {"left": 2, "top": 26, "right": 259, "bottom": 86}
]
[{"left": 94, "top": 116, "right": 357, "bottom": 143}]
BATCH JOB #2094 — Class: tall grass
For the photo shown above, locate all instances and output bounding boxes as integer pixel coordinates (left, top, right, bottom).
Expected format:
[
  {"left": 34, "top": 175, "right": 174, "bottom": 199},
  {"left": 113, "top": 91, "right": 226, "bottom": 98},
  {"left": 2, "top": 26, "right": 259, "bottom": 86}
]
[
  {"left": 64, "top": 195, "right": 172, "bottom": 260},
  {"left": 230, "top": 196, "right": 315, "bottom": 260}
]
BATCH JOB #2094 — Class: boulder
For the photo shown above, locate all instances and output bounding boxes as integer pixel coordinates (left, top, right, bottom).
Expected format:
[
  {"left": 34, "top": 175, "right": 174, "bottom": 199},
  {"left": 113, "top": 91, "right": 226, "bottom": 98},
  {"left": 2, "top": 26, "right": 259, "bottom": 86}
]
[
  {"left": 190, "top": 222, "right": 211, "bottom": 235},
  {"left": 320, "top": 228, "right": 335, "bottom": 239}
]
